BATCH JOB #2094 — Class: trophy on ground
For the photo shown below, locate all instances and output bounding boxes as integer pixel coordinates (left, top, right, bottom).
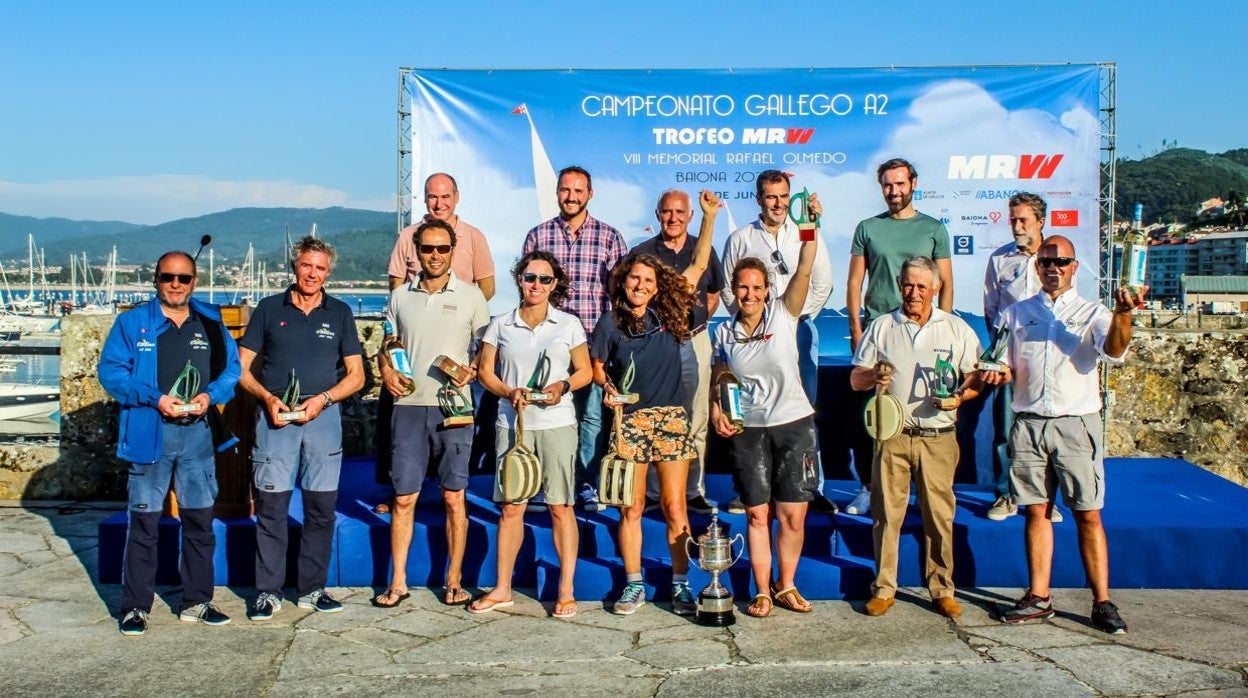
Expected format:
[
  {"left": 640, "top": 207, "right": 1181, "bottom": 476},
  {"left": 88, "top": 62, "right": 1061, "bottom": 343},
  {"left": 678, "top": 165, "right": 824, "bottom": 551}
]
[
  {"left": 433, "top": 355, "right": 474, "bottom": 428},
  {"left": 931, "top": 355, "right": 960, "bottom": 410},
  {"left": 605, "top": 353, "right": 639, "bottom": 405},
  {"left": 169, "top": 359, "right": 202, "bottom": 415},
  {"left": 276, "top": 369, "right": 305, "bottom": 422},
  {"left": 524, "top": 350, "right": 552, "bottom": 403},
  {"left": 976, "top": 325, "right": 1009, "bottom": 373},
  {"left": 787, "top": 187, "right": 820, "bottom": 243},
  {"left": 685, "top": 506, "right": 745, "bottom": 626}
]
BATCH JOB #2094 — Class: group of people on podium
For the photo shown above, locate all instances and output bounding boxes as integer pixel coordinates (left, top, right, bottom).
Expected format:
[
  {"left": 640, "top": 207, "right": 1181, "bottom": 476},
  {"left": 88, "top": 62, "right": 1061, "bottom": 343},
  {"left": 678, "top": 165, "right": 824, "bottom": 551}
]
[{"left": 99, "top": 159, "right": 1144, "bottom": 637}]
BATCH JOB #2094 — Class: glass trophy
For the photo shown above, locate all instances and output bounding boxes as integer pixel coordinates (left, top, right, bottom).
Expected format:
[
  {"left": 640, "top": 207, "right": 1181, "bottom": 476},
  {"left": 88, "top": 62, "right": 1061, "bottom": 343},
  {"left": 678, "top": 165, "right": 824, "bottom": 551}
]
[
  {"left": 976, "top": 326, "right": 1009, "bottom": 373},
  {"left": 524, "top": 350, "right": 553, "bottom": 402},
  {"left": 787, "top": 187, "right": 819, "bottom": 242},
  {"left": 434, "top": 355, "right": 475, "bottom": 427},
  {"left": 606, "top": 353, "right": 639, "bottom": 405},
  {"left": 931, "top": 356, "right": 959, "bottom": 410},
  {"left": 169, "top": 359, "right": 202, "bottom": 415},
  {"left": 277, "top": 369, "right": 305, "bottom": 422}
]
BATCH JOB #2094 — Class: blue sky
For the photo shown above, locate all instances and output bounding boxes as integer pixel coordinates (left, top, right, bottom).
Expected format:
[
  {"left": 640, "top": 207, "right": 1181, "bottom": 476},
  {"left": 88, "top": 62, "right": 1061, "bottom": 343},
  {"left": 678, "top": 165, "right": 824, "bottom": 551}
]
[{"left": 1, "top": 0, "right": 1241, "bottom": 224}]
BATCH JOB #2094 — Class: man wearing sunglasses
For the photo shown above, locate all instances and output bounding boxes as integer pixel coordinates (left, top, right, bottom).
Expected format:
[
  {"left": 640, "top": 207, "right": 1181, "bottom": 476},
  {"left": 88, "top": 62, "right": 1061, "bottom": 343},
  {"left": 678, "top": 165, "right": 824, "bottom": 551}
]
[
  {"left": 985, "top": 235, "right": 1145, "bottom": 635},
  {"left": 630, "top": 188, "right": 727, "bottom": 515},
  {"left": 720, "top": 170, "right": 836, "bottom": 515},
  {"left": 523, "top": 165, "right": 629, "bottom": 512},
  {"left": 375, "top": 218, "right": 489, "bottom": 609},
  {"left": 99, "top": 250, "right": 242, "bottom": 635},
  {"left": 237, "top": 236, "right": 365, "bottom": 620},
  {"left": 844, "top": 158, "right": 955, "bottom": 518}
]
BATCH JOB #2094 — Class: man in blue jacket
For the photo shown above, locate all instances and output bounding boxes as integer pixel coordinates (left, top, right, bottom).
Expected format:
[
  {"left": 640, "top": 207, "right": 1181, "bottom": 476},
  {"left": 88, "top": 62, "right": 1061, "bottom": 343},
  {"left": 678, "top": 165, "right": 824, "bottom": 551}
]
[{"left": 99, "top": 250, "right": 241, "bottom": 636}]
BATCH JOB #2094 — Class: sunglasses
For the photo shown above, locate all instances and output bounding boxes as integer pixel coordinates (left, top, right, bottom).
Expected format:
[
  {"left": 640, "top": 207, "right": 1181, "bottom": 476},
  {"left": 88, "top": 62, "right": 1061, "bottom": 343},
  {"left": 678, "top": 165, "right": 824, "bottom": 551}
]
[
  {"left": 521, "top": 273, "right": 555, "bottom": 285},
  {"left": 771, "top": 249, "right": 790, "bottom": 275},
  {"left": 1037, "top": 257, "right": 1076, "bottom": 268},
  {"left": 156, "top": 273, "right": 194, "bottom": 284},
  {"left": 419, "top": 244, "right": 452, "bottom": 255}
]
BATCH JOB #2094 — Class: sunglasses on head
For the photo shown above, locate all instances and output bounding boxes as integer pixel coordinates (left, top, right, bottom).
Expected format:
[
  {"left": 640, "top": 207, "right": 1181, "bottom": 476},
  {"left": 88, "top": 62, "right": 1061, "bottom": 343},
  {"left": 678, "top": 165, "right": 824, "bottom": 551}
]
[
  {"left": 156, "top": 273, "right": 194, "bottom": 284},
  {"left": 521, "top": 272, "right": 555, "bottom": 285},
  {"left": 770, "top": 249, "right": 790, "bottom": 275},
  {"left": 419, "top": 244, "right": 452, "bottom": 254},
  {"left": 1037, "top": 256, "right": 1076, "bottom": 268}
]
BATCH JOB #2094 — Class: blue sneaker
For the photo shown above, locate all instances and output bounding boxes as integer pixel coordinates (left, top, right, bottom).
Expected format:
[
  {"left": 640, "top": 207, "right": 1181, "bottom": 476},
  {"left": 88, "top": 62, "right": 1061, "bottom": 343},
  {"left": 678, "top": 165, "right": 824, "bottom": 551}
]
[
  {"left": 297, "top": 589, "right": 343, "bottom": 613},
  {"left": 671, "top": 583, "right": 696, "bottom": 616}
]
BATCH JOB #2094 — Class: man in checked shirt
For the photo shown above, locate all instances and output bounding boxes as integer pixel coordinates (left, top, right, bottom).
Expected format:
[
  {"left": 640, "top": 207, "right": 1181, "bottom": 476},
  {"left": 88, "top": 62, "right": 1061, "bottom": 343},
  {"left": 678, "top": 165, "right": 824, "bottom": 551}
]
[{"left": 523, "top": 165, "right": 628, "bottom": 512}]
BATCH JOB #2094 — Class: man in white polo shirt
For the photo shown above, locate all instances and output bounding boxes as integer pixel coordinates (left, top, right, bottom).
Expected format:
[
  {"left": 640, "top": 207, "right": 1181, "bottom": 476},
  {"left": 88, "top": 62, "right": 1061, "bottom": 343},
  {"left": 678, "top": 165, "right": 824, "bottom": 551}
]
[
  {"left": 988, "top": 235, "right": 1144, "bottom": 635},
  {"left": 850, "top": 256, "right": 983, "bottom": 619},
  {"left": 374, "top": 218, "right": 490, "bottom": 609}
]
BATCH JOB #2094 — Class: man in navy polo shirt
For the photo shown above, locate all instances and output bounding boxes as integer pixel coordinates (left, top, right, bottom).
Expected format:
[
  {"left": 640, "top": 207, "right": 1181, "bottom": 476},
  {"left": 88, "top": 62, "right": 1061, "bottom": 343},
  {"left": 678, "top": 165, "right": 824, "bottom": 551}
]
[
  {"left": 236, "top": 236, "right": 365, "bottom": 620},
  {"left": 99, "top": 250, "right": 242, "bottom": 636}
]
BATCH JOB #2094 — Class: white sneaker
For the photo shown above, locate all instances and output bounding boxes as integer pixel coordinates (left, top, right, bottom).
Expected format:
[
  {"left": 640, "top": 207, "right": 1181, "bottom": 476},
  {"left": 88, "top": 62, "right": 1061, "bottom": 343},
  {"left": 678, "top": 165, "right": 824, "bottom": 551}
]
[
  {"left": 845, "top": 486, "right": 871, "bottom": 516},
  {"left": 1048, "top": 505, "right": 1064, "bottom": 523},
  {"left": 987, "top": 495, "right": 1018, "bottom": 521}
]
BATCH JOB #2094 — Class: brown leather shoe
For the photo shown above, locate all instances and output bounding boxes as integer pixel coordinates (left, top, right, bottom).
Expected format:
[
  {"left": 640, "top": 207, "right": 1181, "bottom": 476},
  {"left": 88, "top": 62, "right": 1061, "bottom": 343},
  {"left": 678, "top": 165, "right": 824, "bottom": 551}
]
[
  {"left": 864, "top": 596, "right": 894, "bottom": 616},
  {"left": 933, "top": 596, "right": 963, "bottom": 618}
]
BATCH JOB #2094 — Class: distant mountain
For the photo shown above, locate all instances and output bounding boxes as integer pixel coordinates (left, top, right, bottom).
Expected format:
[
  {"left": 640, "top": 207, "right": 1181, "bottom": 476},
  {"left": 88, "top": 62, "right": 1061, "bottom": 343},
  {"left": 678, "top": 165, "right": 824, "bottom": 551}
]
[
  {"left": 1117, "top": 148, "right": 1248, "bottom": 224},
  {"left": 0, "top": 206, "right": 394, "bottom": 268},
  {"left": 0, "top": 212, "right": 141, "bottom": 249}
]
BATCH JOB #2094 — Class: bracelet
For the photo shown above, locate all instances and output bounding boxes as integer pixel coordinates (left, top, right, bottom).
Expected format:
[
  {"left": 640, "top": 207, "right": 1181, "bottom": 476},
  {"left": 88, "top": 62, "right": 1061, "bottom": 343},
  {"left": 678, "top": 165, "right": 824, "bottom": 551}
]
[{"left": 321, "top": 391, "right": 334, "bottom": 408}]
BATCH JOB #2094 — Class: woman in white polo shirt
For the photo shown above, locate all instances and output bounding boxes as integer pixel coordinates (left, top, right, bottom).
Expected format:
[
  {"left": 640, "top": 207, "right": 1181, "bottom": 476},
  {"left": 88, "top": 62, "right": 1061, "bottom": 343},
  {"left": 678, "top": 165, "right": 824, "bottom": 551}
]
[
  {"left": 471, "top": 251, "right": 592, "bottom": 618},
  {"left": 709, "top": 235, "right": 819, "bottom": 618}
]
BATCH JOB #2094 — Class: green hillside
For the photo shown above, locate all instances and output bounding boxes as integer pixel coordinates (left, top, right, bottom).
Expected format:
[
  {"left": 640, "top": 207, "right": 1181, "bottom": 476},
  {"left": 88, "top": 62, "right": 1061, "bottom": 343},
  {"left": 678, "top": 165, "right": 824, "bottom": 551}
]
[
  {"left": 0, "top": 213, "right": 140, "bottom": 250},
  {"left": 1116, "top": 148, "right": 1248, "bottom": 225}
]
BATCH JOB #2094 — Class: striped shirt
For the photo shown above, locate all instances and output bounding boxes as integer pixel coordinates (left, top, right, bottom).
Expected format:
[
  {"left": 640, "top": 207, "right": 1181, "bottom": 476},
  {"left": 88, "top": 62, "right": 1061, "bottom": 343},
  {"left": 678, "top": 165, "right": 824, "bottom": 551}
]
[{"left": 522, "top": 214, "right": 628, "bottom": 335}]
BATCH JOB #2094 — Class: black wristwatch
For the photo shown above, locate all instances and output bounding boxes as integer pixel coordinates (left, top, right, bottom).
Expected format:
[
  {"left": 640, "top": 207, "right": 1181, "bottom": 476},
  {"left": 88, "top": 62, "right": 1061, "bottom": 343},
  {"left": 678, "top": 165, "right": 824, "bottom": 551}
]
[{"left": 560, "top": 379, "right": 572, "bottom": 394}]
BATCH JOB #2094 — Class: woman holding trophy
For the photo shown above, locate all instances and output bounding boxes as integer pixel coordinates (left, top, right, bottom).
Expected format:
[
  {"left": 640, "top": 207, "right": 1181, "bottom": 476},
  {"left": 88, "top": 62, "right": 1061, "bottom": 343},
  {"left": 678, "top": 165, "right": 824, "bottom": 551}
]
[
  {"left": 709, "top": 233, "right": 820, "bottom": 618},
  {"left": 471, "top": 251, "right": 592, "bottom": 618},
  {"left": 590, "top": 190, "right": 719, "bottom": 616}
]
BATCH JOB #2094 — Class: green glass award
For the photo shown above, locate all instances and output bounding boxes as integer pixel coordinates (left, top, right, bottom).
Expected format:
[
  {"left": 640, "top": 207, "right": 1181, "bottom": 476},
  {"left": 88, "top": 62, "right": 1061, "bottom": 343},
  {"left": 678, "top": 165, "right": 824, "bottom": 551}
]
[
  {"left": 277, "top": 369, "right": 305, "bottom": 422},
  {"left": 169, "top": 360, "right": 202, "bottom": 415},
  {"left": 787, "top": 187, "right": 820, "bottom": 242},
  {"left": 524, "top": 350, "right": 553, "bottom": 402},
  {"left": 434, "top": 355, "right": 474, "bottom": 427},
  {"left": 931, "top": 356, "right": 960, "bottom": 410},
  {"left": 976, "top": 326, "right": 1009, "bottom": 373},
  {"left": 606, "top": 353, "right": 639, "bottom": 405}
]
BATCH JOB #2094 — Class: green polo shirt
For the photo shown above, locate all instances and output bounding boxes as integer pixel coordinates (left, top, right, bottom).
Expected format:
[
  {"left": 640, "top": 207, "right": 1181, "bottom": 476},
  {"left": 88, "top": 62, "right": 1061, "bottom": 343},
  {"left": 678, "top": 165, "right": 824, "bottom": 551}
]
[{"left": 851, "top": 212, "right": 951, "bottom": 321}]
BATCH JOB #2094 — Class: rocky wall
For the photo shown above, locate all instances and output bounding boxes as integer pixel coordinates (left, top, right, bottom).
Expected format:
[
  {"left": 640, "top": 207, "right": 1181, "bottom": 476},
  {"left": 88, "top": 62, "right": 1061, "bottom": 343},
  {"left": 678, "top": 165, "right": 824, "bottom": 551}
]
[{"left": 2, "top": 318, "right": 1245, "bottom": 498}]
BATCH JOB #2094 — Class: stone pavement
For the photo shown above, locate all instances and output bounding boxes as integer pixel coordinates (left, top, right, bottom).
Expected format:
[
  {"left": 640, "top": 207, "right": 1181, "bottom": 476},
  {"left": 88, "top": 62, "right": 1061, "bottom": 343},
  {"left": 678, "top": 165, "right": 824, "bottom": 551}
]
[{"left": 0, "top": 501, "right": 1244, "bottom": 697}]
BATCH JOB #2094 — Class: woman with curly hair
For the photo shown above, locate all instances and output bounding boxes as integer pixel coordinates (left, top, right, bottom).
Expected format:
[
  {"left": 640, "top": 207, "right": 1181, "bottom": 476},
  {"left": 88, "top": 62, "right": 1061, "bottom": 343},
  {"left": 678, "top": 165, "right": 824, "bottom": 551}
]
[
  {"left": 590, "top": 190, "right": 720, "bottom": 616},
  {"left": 472, "top": 250, "right": 592, "bottom": 618}
]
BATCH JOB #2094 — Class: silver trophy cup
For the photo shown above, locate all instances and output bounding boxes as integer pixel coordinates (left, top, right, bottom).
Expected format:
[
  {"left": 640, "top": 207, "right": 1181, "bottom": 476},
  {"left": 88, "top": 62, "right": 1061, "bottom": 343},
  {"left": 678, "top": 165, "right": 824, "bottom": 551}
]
[{"left": 685, "top": 506, "right": 745, "bottom": 626}]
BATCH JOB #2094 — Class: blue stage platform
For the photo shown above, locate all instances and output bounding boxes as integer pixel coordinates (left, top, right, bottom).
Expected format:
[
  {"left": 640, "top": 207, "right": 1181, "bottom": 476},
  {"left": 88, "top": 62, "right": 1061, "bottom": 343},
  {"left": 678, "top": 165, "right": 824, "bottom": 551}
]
[{"left": 98, "top": 456, "right": 1248, "bottom": 597}]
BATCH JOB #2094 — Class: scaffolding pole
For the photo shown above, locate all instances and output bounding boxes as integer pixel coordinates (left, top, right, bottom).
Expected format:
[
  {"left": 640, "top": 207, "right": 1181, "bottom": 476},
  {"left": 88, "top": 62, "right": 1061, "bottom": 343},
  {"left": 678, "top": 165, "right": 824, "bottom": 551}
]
[{"left": 397, "top": 68, "right": 413, "bottom": 236}]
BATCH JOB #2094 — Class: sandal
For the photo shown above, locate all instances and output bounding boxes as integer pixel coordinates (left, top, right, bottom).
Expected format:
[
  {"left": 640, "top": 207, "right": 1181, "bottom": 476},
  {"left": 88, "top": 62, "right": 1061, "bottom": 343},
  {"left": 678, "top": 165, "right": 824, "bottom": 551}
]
[
  {"left": 467, "top": 594, "right": 514, "bottom": 614},
  {"left": 553, "top": 598, "right": 578, "bottom": 619},
  {"left": 371, "top": 587, "right": 410, "bottom": 608},
  {"left": 745, "top": 594, "right": 772, "bottom": 618},
  {"left": 443, "top": 587, "right": 471, "bottom": 606},
  {"left": 772, "top": 585, "right": 813, "bottom": 613}
]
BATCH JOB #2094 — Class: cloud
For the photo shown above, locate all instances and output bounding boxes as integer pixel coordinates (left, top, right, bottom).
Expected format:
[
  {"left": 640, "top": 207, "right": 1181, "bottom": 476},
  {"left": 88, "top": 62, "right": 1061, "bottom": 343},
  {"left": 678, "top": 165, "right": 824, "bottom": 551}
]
[{"left": 0, "top": 175, "right": 389, "bottom": 225}]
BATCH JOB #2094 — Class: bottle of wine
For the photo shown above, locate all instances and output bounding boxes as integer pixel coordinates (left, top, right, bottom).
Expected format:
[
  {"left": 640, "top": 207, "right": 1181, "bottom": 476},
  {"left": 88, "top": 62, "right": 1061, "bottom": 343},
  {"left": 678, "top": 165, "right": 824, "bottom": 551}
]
[
  {"left": 383, "top": 320, "right": 415, "bottom": 396},
  {"left": 715, "top": 368, "right": 744, "bottom": 432},
  {"left": 1120, "top": 203, "right": 1148, "bottom": 294}
]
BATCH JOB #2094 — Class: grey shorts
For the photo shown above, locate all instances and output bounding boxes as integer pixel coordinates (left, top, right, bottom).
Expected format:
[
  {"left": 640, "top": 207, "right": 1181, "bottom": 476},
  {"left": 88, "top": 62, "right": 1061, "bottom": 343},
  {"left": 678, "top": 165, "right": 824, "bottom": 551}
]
[
  {"left": 1009, "top": 412, "right": 1105, "bottom": 511},
  {"left": 493, "top": 424, "right": 578, "bottom": 505},
  {"left": 252, "top": 404, "right": 343, "bottom": 494},
  {"left": 391, "top": 405, "right": 473, "bottom": 495}
]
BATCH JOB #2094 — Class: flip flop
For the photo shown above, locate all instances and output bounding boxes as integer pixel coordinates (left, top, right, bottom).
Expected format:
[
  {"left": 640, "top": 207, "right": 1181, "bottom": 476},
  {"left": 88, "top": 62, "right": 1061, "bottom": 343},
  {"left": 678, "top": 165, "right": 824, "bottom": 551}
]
[
  {"left": 772, "top": 585, "right": 813, "bottom": 613},
  {"left": 553, "top": 599, "right": 578, "bottom": 619},
  {"left": 443, "top": 587, "right": 471, "bottom": 606},
  {"left": 371, "top": 588, "right": 410, "bottom": 608},
  {"left": 467, "top": 596, "right": 514, "bottom": 614},
  {"left": 745, "top": 594, "right": 772, "bottom": 618}
]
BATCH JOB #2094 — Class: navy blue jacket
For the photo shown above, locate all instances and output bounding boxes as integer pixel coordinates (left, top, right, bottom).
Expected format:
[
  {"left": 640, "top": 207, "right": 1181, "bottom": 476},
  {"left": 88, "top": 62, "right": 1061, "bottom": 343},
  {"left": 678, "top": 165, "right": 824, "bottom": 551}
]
[{"left": 98, "top": 296, "right": 241, "bottom": 464}]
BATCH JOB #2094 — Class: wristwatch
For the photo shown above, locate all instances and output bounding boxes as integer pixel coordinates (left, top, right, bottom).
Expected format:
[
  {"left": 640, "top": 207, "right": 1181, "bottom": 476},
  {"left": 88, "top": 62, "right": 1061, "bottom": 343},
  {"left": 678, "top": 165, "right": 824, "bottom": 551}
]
[
  {"left": 321, "top": 391, "right": 334, "bottom": 408},
  {"left": 559, "top": 379, "right": 571, "bottom": 394}
]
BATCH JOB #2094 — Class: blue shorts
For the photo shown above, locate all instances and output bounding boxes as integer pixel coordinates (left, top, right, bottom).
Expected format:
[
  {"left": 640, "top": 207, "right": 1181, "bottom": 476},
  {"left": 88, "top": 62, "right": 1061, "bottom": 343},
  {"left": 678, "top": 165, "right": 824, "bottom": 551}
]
[
  {"left": 128, "top": 420, "right": 217, "bottom": 512},
  {"left": 391, "top": 405, "right": 472, "bottom": 495},
  {"left": 252, "top": 404, "right": 343, "bottom": 494}
]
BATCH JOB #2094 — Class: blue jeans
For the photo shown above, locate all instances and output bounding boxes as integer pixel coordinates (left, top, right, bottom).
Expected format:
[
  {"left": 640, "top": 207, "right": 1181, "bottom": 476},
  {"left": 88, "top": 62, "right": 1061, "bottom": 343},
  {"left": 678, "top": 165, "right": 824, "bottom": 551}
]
[
  {"left": 573, "top": 383, "right": 607, "bottom": 486},
  {"left": 796, "top": 316, "right": 826, "bottom": 491},
  {"left": 127, "top": 420, "right": 217, "bottom": 512}
]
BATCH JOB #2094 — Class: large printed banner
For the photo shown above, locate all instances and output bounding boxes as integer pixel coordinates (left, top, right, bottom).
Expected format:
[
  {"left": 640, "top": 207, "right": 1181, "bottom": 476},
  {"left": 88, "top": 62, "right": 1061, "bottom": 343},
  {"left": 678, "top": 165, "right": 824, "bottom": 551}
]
[{"left": 405, "top": 66, "right": 1102, "bottom": 317}]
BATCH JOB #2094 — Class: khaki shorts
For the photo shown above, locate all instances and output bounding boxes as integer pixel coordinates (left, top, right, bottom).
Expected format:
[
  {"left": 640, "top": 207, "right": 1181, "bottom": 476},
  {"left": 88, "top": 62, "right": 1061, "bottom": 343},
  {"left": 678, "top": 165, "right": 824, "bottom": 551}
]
[
  {"left": 493, "top": 424, "right": 578, "bottom": 505},
  {"left": 1009, "top": 412, "right": 1105, "bottom": 511},
  {"left": 615, "top": 405, "right": 696, "bottom": 464}
]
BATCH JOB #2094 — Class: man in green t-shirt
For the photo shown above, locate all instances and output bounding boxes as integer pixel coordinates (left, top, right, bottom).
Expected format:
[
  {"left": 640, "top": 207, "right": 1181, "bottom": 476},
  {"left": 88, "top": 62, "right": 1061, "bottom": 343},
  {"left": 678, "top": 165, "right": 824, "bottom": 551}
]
[{"left": 843, "top": 157, "right": 954, "bottom": 517}]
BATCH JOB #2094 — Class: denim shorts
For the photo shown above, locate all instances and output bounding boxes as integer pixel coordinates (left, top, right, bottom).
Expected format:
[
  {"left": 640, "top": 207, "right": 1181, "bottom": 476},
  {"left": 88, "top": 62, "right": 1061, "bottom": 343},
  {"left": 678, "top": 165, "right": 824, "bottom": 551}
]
[{"left": 252, "top": 404, "right": 343, "bottom": 494}]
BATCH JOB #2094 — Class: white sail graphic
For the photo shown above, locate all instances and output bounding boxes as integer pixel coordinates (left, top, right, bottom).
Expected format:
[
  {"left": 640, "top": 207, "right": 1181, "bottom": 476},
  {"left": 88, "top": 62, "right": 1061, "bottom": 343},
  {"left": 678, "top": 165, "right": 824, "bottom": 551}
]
[
  {"left": 513, "top": 104, "right": 558, "bottom": 220},
  {"left": 720, "top": 200, "right": 738, "bottom": 237}
]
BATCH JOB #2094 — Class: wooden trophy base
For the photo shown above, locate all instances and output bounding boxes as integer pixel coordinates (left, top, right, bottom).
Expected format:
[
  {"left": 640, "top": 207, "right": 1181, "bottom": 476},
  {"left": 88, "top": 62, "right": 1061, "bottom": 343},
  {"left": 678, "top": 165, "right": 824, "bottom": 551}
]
[
  {"left": 172, "top": 403, "right": 200, "bottom": 415},
  {"left": 278, "top": 410, "right": 306, "bottom": 422},
  {"left": 932, "top": 397, "right": 960, "bottom": 410},
  {"left": 975, "top": 360, "right": 1006, "bottom": 373},
  {"left": 442, "top": 414, "right": 474, "bottom": 428},
  {"left": 607, "top": 393, "right": 639, "bottom": 406},
  {"left": 526, "top": 391, "right": 553, "bottom": 403}
]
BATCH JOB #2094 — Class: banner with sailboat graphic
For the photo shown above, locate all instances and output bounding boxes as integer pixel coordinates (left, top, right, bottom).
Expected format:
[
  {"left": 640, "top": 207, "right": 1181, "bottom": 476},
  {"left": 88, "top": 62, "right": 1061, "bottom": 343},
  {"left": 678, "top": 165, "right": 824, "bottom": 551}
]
[{"left": 403, "top": 66, "right": 1102, "bottom": 314}]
